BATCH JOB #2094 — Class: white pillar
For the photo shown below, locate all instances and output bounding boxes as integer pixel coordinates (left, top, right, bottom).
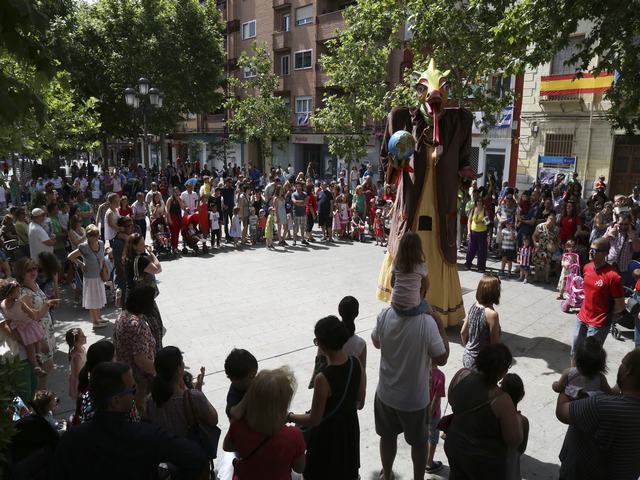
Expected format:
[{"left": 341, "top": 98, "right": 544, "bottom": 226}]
[
  {"left": 201, "top": 143, "right": 207, "bottom": 168},
  {"left": 171, "top": 146, "right": 178, "bottom": 165}
]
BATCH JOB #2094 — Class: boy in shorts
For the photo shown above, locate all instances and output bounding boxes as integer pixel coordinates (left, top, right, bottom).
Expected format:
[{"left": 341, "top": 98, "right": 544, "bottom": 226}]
[
  {"left": 427, "top": 363, "right": 445, "bottom": 473},
  {"left": 500, "top": 221, "right": 517, "bottom": 278}
]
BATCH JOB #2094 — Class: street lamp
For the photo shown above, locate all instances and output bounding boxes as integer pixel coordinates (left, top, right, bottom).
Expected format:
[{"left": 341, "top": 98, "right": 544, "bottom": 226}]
[{"left": 123, "top": 78, "right": 163, "bottom": 167}]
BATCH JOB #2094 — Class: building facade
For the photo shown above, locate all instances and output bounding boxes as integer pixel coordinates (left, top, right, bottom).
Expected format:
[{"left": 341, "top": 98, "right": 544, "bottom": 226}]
[{"left": 516, "top": 25, "right": 640, "bottom": 197}]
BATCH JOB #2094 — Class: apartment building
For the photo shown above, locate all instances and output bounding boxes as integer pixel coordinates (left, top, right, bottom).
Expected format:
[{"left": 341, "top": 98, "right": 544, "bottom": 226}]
[{"left": 516, "top": 23, "right": 640, "bottom": 197}]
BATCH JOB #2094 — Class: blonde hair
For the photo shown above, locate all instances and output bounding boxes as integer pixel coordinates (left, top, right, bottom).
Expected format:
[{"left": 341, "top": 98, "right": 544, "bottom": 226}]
[
  {"left": 86, "top": 224, "right": 100, "bottom": 237},
  {"left": 233, "top": 366, "right": 296, "bottom": 435}
]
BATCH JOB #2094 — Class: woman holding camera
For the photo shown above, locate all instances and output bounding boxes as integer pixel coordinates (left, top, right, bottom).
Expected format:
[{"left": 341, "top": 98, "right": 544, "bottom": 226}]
[{"left": 465, "top": 196, "right": 490, "bottom": 272}]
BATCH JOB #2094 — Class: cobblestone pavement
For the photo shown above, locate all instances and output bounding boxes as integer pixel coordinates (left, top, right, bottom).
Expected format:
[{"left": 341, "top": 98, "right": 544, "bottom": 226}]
[{"left": 47, "top": 239, "right": 634, "bottom": 479}]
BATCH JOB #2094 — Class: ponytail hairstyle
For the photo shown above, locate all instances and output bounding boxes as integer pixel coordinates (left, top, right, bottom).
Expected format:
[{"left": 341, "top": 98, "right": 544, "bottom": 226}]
[
  {"left": 338, "top": 296, "right": 359, "bottom": 337},
  {"left": 314, "top": 315, "right": 350, "bottom": 352},
  {"left": 65, "top": 328, "right": 81, "bottom": 362},
  {"left": 150, "top": 346, "right": 183, "bottom": 407},
  {"left": 77, "top": 340, "right": 115, "bottom": 394}
]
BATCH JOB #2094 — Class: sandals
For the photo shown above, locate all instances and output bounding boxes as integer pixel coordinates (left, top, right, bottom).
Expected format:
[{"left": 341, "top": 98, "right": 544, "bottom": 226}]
[{"left": 426, "top": 461, "right": 444, "bottom": 473}]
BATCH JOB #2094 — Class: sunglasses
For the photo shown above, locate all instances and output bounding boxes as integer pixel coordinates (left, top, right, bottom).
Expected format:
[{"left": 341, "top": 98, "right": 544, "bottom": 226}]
[{"left": 589, "top": 247, "right": 608, "bottom": 254}]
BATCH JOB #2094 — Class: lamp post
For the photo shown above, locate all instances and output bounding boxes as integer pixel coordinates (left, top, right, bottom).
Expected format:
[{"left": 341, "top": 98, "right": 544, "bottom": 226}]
[{"left": 124, "top": 77, "right": 163, "bottom": 167}]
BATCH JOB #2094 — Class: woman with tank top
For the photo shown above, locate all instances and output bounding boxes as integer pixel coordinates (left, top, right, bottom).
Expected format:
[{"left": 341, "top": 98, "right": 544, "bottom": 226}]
[
  {"left": 103, "top": 193, "right": 121, "bottom": 248},
  {"left": 444, "top": 344, "right": 523, "bottom": 479},
  {"left": 461, "top": 275, "right": 502, "bottom": 369},
  {"left": 465, "top": 197, "right": 489, "bottom": 272}
]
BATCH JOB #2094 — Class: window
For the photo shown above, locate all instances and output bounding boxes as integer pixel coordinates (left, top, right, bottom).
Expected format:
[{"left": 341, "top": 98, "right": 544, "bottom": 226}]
[
  {"left": 295, "top": 96, "right": 312, "bottom": 113},
  {"left": 243, "top": 67, "right": 256, "bottom": 78},
  {"left": 544, "top": 133, "right": 574, "bottom": 156},
  {"left": 294, "top": 50, "right": 312, "bottom": 70},
  {"left": 550, "top": 35, "right": 585, "bottom": 75},
  {"left": 282, "top": 14, "right": 290, "bottom": 32},
  {"left": 295, "top": 5, "right": 313, "bottom": 26},
  {"left": 281, "top": 55, "right": 290, "bottom": 76},
  {"left": 242, "top": 20, "right": 256, "bottom": 40}
]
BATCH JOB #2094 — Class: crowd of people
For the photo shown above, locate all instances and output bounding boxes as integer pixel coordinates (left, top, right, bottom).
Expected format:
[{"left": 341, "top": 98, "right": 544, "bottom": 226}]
[{"left": 2, "top": 159, "right": 640, "bottom": 480}]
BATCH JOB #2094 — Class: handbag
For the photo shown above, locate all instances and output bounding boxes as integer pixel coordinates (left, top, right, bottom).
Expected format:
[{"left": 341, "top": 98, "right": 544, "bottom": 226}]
[
  {"left": 183, "top": 389, "right": 221, "bottom": 460},
  {"left": 90, "top": 244, "right": 110, "bottom": 282},
  {"left": 301, "top": 356, "right": 354, "bottom": 446},
  {"left": 134, "top": 255, "right": 159, "bottom": 297}
]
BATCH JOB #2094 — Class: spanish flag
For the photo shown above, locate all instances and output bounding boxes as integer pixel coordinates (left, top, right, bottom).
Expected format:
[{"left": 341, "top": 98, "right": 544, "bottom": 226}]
[{"left": 540, "top": 72, "right": 615, "bottom": 96}]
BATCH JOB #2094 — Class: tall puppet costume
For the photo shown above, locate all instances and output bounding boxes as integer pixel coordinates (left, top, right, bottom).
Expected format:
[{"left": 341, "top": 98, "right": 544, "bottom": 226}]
[{"left": 376, "top": 60, "right": 478, "bottom": 327}]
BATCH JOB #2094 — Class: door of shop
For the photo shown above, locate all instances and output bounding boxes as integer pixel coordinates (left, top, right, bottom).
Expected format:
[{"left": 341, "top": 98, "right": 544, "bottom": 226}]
[
  {"left": 610, "top": 136, "right": 640, "bottom": 196},
  {"left": 485, "top": 153, "right": 506, "bottom": 187}
]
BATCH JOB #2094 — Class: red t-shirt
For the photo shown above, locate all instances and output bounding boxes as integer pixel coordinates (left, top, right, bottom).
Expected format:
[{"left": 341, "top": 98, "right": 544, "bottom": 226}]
[
  {"left": 228, "top": 418, "right": 304, "bottom": 480},
  {"left": 635, "top": 278, "right": 640, "bottom": 293},
  {"left": 578, "top": 263, "right": 624, "bottom": 327},
  {"left": 559, "top": 215, "right": 582, "bottom": 244}
]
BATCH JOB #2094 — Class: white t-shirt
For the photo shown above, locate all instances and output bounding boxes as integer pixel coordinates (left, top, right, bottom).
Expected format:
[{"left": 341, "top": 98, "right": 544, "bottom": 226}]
[
  {"left": 343, "top": 334, "right": 366, "bottom": 358},
  {"left": 28, "top": 222, "right": 53, "bottom": 260},
  {"left": 180, "top": 190, "right": 198, "bottom": 214},
  {"left": 391, "top": 262, "right": 428, "bottom": 310},
  {"left": 209, "top": 211, "right": 220, "bottom": 230},
  {"left": 371, "top": 306, "right": 445, "bottom": 411},
  {"left": 52, "top": 176, "right": 63, "bottom": 189}
]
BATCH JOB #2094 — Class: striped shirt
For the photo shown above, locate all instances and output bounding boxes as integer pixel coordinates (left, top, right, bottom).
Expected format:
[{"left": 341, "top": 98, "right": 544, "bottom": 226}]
[
  {"left": 559, "top": 395, "right": 640, "bottom": 480},
  {"left": 517, "top": 246, "right": 534, "bottom": 266},
  {"left": 501, "top": 228, "right": 516, "bottom": 251}
]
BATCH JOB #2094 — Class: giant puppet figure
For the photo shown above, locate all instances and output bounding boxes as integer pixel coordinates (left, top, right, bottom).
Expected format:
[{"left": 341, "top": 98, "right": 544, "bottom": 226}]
[{"left": 376, "top": 59, "right": 478, "bottom": 327}]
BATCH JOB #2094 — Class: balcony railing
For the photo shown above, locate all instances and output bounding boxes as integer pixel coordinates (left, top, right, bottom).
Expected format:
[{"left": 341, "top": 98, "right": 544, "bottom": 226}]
[
  {"left": 227, "top": 19, "right": 240, "bottom": 33},
  {"left": 273, "top": 31, "right": 290, "bottom": 51},
  {"left": 539, "top": 93, "right": 581, "bottom": 103},
  {"left": 273, "top": 0, "right": 291, "bottom": 9},
  {"left": 316, "top": 10, "right": 344, "bottom": 42}
]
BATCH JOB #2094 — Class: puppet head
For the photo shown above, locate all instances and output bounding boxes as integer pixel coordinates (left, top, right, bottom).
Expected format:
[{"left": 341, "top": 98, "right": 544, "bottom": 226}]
[{"left": 414, "top": 59, "right": 450, "bottom": 146}]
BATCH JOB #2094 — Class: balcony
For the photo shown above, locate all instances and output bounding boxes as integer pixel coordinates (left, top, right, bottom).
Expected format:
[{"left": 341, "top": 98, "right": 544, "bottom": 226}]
[
  {"left": 315, "top": 62, "right": 336, "bottom": 88},
  {"left": 272, "top": 30, "right": 291, "bottom": 51},
  {"left": 273, "top": 0, "right": 291, "bottom": 9},
  {"left": 227, "top": 19, "right": 240, "bottom": 33},
  {"left": 316, "top": 10, "right": 344, "bottom": 42},
  {"left": 539, "top": 93, "right": 581, "bottom": 103},
  {"left": 205, "top": 114, "right": 225, "bottom": 132},
  {"left": 276, "top": 76, "right": 290, "bottom": 92}
]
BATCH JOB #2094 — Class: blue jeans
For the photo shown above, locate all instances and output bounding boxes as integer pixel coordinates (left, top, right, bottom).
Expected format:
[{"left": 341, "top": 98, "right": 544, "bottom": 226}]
[
  {"left": 571, "top": 316, "right": 610, "bottom": 358},
  {"left": 392, "top": 299, "right": 430, "bottom": 317}
]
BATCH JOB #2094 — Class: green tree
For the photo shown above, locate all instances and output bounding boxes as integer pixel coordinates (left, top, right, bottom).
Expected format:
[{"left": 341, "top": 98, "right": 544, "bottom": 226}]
[
  {"left": 490, "top": 0, "right": 640, "bottom": 131},
  {"left": 58, "top": 0, "right": 225, "bottom": 146},
  {"left": 315, "top": 0, "right": 521, "bottom": 162},
  {"left": 314, "top": 0, "right": 405, "bottom": 169},
  {"left": 225, "top": 42, "right": 290, "bottom": 171}
]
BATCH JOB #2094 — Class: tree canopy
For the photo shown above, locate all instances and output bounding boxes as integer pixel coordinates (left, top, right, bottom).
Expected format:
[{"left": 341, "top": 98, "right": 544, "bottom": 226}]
[
  {"left": 225, "top": 42, "right": 290, "bottom": 171},
  {"left": 57, "top": 0, "right": 226, "bottom": 141}
]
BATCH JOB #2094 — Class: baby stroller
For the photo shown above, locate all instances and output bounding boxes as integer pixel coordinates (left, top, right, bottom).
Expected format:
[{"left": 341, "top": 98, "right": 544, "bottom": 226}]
[
  {"left": 181, "top": 213, "right": 208, "bottom": 255},
  {"left": 560, "top": 254, "right": 584, "bottom": 313},
  {"left": 611, "top": 259, "right": 640, "bottom": 339},
  {"left": 150, "top": 217, "right": 173, "bottom": 258}
]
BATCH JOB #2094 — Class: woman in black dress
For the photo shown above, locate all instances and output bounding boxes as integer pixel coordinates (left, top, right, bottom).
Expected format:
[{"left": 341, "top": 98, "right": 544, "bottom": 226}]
[
  {"left": 122, "top": 233, "right": 163, "bottom": 350},
  {"left": 289, "top": 315, "right": 366, "bottom": 480}
]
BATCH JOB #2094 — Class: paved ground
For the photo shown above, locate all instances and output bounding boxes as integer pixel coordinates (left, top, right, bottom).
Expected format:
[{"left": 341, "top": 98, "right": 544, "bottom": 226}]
[{"left": 47, "top": 237, "right": 635, "bottom": 479}]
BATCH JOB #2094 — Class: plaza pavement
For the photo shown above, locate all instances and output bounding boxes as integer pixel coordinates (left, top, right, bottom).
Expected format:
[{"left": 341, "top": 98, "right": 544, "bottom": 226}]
[{"left": 46, "top": 238, "right": 635, "bottom": 479}]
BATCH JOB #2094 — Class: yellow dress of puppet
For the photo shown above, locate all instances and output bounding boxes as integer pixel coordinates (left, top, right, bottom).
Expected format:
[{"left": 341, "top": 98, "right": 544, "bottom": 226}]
[{"left": 377, "top": 60, "right": 477, "bottom": 327}]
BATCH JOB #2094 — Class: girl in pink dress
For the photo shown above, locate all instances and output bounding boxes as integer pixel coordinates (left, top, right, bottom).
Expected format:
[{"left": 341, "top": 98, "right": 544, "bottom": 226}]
[
  {"left": 65, "top": 328, "right": 87, "bottom": 400},
  {"left": 0, "top": 280, "right": 47, "bottom": 375}
]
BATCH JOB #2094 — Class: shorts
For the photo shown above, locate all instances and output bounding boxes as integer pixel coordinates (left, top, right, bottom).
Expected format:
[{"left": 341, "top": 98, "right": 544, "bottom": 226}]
[
  {"left": 318, "top": 212, "right": 330, "bottom": 228},
  {"left": 374, "top": 394, "right": 429, "bottom": 446},
  {"left": 519, "top": 265, "right": 530, "bottom": 272},
  {"left": 428, "top": 414, "right": 441, "bottom": 445},
  {"left": 501, "top": 249, "right": 516, "bottom": 261}
]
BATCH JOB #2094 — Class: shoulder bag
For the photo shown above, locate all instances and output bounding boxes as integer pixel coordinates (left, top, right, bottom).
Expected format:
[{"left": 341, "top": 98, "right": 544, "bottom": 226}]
[
  {"left": 232, "top": 434, "right": 271, "bottom": 473},
  {"left": 133, "top": 255, "right": 159, "bottom": 297},
  {"left": 183, "top": 389, "right": 222, "bottom": 461},
  {"left": 301, "top": 356, "right": 354, "bottom": 446}
]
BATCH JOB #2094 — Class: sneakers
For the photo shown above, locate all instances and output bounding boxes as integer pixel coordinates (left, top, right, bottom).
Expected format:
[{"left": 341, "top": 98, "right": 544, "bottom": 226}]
[
  {"left": 426, "top": 461, "right": 443, "bottom": 473},
  {"left": 522, "top": 278, "right": 528, "bottom": 284}
]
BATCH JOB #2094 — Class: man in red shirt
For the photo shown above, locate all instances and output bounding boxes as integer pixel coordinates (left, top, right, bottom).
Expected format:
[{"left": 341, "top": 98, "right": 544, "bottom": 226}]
[{"left": 572, "top": 237, "right": 625, "bottom": 362}]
